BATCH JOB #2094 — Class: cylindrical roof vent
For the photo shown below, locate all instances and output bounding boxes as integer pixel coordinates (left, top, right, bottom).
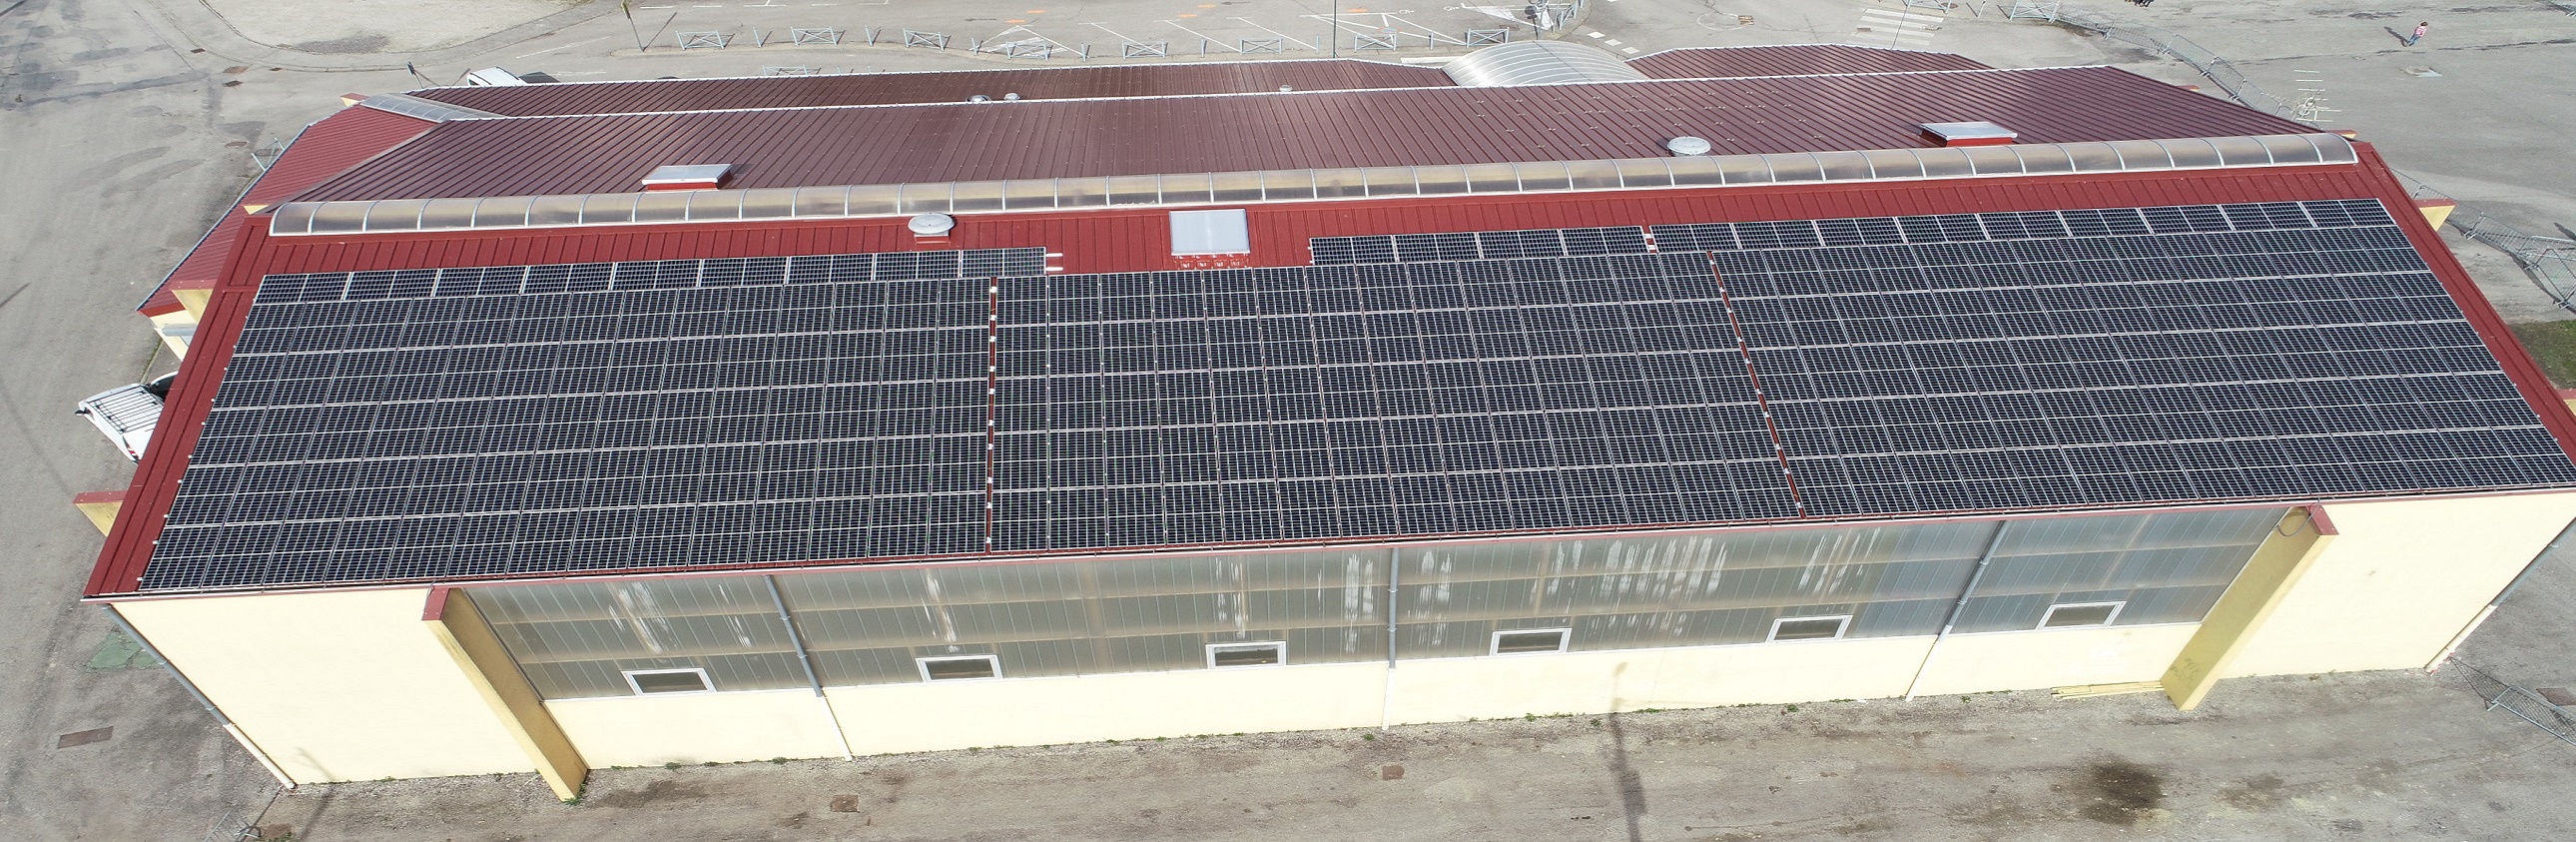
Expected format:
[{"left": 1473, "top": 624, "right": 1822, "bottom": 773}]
[
  {"left": 909, "top": 213, "right": 957, "bottom": 236},
  {"left": 1665, "top": 136, "right": 1713, "bottom": 156}
]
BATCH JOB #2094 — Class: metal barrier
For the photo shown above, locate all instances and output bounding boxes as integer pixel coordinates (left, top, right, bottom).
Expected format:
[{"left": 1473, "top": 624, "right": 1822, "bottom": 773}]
[
  {"left": 676, "top": 30, "right": 728, "bottom": 49},
  {"left": 763, "top": 66, "right": 820, "bottom": 76},
  {"left": 1354, "top": 32, "right": 1399, "bottom": 50},
  {"left": 1465, "top": 28, "right": 1510, "bottom": 46},
  {"left": 2008, "top": 6, "right": 2298, "bottom": 122},
  {"left": 2450, "top": 659, "right": 2576, "bottom": 747},
  {"left": 790, "top": 27, "right": 842, "bottom": 45},
  {"left": 1121, "top": 40, "right": 1168, "bottom": 57},
  {"left": 1241, "top": 36, "right": 1284, "bottom": 53},
  {"left": 902, "top": 29, "right": 948, "bottom": 49},
  {"left": 2401, "top": 175, "right": 2576, "bottom": 313}
]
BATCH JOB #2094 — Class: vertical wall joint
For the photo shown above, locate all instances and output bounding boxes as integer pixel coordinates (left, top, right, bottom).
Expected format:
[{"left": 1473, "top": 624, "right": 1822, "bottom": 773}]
[{"left": 423, "top": 588, "right": 589, "bottom": 800}]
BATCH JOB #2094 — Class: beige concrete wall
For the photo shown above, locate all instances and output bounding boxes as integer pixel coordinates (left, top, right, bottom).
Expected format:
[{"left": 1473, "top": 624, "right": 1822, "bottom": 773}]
[
  {"left": 828, "top": 662, "right": 1389, "bottom": 754},
  {"left": 1909, "top": 624, "right": 2200, "bottom": 697},
  {"left": 547, "top": 689, "right": 845, "bottom": 767},
  {"left": 2225, "top": 493, "right": 2576, "bottom": 678},
  {"left": 116, "top": 588, "right": 530, "bottom": 783},
  {"left": 1384, "top": 636, "right": 1934, "bottom": 722}
]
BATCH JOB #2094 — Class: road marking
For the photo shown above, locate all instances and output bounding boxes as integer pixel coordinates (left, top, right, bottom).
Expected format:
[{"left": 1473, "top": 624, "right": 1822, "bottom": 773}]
[
  {"left": 1585, "top": 30, "right": 1605, "bottom": 38},
  {"left": 1860, "top": 9, "right": 1945, "bottom": 25},
  {"left": 1603, "top": 38, "right": 1621, "bottom": 45},
  {"left": 1620, "top": 46, "right": 1639, "bottom": 53},
  {"left": 514, "top": 34, "right": 610, "bottom": 58}
]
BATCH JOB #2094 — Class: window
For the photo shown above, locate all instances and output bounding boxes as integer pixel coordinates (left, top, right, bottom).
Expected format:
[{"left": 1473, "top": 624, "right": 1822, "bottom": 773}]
[
  {"left": 1769, "top": 615, "right": 1851, "bottom": 642},
  {"left": 1169, "top": 209, "right": 1251, "bottom": 255},
  {"left": 1491, "top": 628, "right": 1572, "bottom": 655},
  {"left": 1206, "top": 641, "right": 1287, "bottom": 668},
  {"left": 2039, "top": 601, "right": 2125, "bottom": 629},
  {"left": 622, "top": 667, "right": 713, "bottom": 695},
  {"left": 917, "top": 654, "right": 1001, "bottom": 681}
]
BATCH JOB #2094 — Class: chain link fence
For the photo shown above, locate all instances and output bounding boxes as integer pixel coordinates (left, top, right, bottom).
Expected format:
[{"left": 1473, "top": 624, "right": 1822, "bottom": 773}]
[{"left": 2448, "top": 658, "right": 2576, "bottom": 747}]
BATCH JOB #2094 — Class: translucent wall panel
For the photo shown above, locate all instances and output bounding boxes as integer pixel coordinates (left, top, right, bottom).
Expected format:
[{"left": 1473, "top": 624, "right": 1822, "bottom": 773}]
[
  {"left": 776, "top": 549, "right": 1390, "bottom": 685},
  {"left": 469, "top": 507, "right": 2283, "bottom": 698},
  {"left": 472, "top": 577, "right": 808, "bottom": 698},
  {"left": 1949, "top": 507, "right": 2283, "bottom": 632}
]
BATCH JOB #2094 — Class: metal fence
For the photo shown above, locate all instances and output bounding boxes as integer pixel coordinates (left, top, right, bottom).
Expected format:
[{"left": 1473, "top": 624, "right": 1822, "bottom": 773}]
[
  {"left": 2007, "top": 5, "right": 2299, "bottom": 122},
  {"left": 2449, "top": 658, "right": 2576, "bottom": 747},
  {"left": 2398, "top": 175, "right": 2576, "bottom": 313}
]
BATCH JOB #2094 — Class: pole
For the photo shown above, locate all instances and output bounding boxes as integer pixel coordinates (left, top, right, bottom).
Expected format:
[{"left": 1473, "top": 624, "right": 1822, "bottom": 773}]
[
  {"left": 105, "top": 605, "right": 296, "bottom": 788},
  {"left": 1903, "top": 521, "right": 2012, "bottom": 700},
  {"left": 766, "top": 576, "right": 855, "bottom": 760}
]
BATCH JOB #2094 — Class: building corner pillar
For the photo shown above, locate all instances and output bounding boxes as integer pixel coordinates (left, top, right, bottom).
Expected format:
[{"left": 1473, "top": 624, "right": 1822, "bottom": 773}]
[
  {"left": 422, "top": 587, "right": 588, "bottom": 801},
  {"left": 2161, "top": 505, "right": 2338, "bottom": 710}
]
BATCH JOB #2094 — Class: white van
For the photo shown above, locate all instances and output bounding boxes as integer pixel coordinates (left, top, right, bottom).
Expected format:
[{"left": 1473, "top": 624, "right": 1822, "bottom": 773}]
[{"left": 76, "top": 373, "right": 176, "bottom": 461}]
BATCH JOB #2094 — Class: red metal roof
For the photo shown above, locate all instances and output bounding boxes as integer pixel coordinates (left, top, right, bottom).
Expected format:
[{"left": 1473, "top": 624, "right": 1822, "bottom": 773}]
[
  {"left": 141, "top": 106, "right": 436, "bottom": 313},
  {"left": 292, "top": 67, "right": 2312, "bottom": 203},
  {"left": 1627, "top": 45, "right": 1991, "bottom": 78},
  {"left": 90, "top": 148, "right": 2576, "bottom": 596},
  {"left": 406, "top": 59, "right": 1456, "bottom": 117}
]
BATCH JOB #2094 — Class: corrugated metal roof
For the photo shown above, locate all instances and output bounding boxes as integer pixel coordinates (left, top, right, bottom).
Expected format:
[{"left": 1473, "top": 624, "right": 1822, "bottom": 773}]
[
  {"left": 404, "top": 59, "right": 1456, "bottom": 117},
  {"left": 294, "top": 67, "right": 2312, "bottom": 203},
  {"left": 1628, "top": 45, "right": 1991, "bottom": 78},
  {"left": 141, "top": 106, "right": 437, "bottom": 313},
  {"left": 89, "top": 148, "right": 2576, "bottom": 596}
]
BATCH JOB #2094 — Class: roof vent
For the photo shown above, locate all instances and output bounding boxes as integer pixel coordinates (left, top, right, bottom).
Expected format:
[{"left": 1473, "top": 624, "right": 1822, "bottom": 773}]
[
  {"left": 1279, "top": 85, "right": 1294, "bottom": 92},
  {"left": 967, "top": 94, "right": 991, "bottom": 103},
  {"left": 640, "top": 163, "right": 734, "bottom": 191},
  {"left": 1919, "top": 121, "right": 2018, "bottom": 147},
  {"left": 908, "top": 213, "right": 957, "bottom": 237},
  {"left": 1665, "top": 136, "right": 1712, "bottom": 157},
  {"left": 1002, "top": 92, "right": 1020, "bottom": 101}
]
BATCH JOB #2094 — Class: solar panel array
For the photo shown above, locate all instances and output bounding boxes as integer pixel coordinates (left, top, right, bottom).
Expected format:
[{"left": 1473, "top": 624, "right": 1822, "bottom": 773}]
[
  {"left": 142, "top": 202, "right": 2576, "bottom": 589},
  {"left": 1309, "top": 226, "right": 1647, "bottom": 266}
]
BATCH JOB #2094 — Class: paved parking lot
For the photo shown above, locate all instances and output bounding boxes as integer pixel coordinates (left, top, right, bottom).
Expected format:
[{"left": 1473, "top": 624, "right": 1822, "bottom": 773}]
[{"left": 3, "top": 0, "right": 2573, "bottom": 838}]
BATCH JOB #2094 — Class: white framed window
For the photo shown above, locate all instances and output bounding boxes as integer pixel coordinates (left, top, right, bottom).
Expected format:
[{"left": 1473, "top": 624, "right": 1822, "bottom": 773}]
[
  {"left": 917, "top": 654, "right": 1001, "bottom": 681},
  {"left": 1491, "top": 627, "right": 1572, "bottom": 655},
  {"left": 1169, "top": 209, "right": 1251, "bottom": 255},
  {"left": 1768, "top": 614, "right": 1851, "bottom": 642},
  {"left": 2039, "top": 601, "right": 2126, "bottom": 629},
  {"left": 622, "top": 667, "right": 713, "bottom": 695},
  {"left": 1206, "top": 641, "right": 1287, "bottom": 668}
]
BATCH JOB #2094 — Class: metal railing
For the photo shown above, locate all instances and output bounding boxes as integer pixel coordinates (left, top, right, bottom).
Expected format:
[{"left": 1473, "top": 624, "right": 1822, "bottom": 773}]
[
  {"left": 2400, "top": 175, "right": 2576, "bottom": 313},
  {"left": 2449, "top": 658, "right": 2576, "bottom": 747},
  {"left": 2007, "top": 4, "right": 2299, "bottom": 122}
]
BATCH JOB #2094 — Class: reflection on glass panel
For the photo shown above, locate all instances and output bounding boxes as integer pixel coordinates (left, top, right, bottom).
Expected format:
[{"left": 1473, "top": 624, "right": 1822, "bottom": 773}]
[{"left": 471, "top": 508, "right": 2282, "bottom": 697}]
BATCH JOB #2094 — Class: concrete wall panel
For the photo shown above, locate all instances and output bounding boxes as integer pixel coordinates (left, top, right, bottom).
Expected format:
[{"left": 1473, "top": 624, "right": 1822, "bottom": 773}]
[
  {"left": 116, "top": 588, "right": 529, "bottom": 783},
  {"left": 546, "top": 689, "right": 846, "bottom": 767},
  {"left": 1909, "top": 624, "right": 2199, "bottom": 697},
  {"left": 2224, "top": 493, "right": 2576, "bottom": 677}
]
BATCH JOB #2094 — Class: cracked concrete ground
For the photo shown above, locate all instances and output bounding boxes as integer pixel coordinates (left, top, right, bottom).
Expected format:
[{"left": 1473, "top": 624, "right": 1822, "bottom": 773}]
[{"left": 5, "top": 0, "right": 2574, "bottom": 838}]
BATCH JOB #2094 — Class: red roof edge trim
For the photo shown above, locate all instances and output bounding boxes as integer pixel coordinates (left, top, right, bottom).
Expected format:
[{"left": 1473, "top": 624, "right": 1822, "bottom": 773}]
[
  {"left": 87, "top": 222, "right": 270, "bottom": 597},
  {"left": 2349, "top": 142, "right": 2576, "bottom": 461}
]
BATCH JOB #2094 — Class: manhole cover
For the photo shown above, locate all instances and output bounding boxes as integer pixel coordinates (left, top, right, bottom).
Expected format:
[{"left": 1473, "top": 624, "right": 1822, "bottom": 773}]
[{"left": 830, "top": 794, "right": 864, "bottom": 813}]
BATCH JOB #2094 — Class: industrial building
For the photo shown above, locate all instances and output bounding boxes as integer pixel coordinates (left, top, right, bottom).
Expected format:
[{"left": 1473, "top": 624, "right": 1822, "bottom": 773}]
[{"left": 78, "top": 42, "right": 2576, "bottom": 800}]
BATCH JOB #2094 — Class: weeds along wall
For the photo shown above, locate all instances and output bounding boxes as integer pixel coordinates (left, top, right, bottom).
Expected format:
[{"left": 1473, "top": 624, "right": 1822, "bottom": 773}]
[{"left": 468, "top": 507, "right": 2285, "bottom": 700}]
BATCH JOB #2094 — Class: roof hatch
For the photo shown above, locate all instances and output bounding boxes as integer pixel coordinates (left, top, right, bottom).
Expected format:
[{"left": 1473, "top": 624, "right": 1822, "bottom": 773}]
[
  {"left": 1920, "top": 121, "right": 2018, "bottom": 147},
  {"left": 641, "top": 164, "right": 735, "bottom": 191}
]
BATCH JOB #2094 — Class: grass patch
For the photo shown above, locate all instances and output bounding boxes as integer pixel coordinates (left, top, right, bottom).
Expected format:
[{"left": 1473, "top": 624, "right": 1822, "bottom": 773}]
[{"left": 2509, "top": 321, "right": 2576, "bottom": 388}]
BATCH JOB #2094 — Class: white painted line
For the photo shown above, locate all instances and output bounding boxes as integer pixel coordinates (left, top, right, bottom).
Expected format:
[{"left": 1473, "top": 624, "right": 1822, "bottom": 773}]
[
  {"left": 1585, "top": 30, "right": 1605, "bottom": 38},
  {"left": 637, "top": 4, "right": 674, "bottom": 8},
  {"left": 1603, "top": 38, "right": 1622, "bottom": 45},
  {"left": 1620, "top": 46, "right": 1639, "bottom": 54},
  {"left": 514, "top": 34, "right": 610, "bottom": 58}
]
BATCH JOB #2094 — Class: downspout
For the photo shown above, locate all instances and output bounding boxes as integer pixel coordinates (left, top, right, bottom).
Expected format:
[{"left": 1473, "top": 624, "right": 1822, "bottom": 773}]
[
  {"left": 104, "top": 604, "right": 296, "bottom": 788},
  {"left": 765, "top": 575, "right": 855, "bottom": 760},
  {"left": 1903, "top": 520, "right": 2013, "bottom": 701},
  {"left": 1379, "top": 546, "right": 1400, "bottom": 730}
]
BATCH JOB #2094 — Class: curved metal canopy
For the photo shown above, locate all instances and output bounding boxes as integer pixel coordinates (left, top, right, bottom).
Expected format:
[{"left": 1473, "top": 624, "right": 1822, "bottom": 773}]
[{"left": 1442, "top": 40, "right": 1649, "bottom": 87}]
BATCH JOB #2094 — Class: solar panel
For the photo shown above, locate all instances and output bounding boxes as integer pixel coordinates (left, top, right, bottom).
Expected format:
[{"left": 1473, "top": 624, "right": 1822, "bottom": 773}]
[
  {"left": 148, "top": 249, "right": 1042, "bottom": 590},
  {"left": 988, "top": 254, "right": 1793, "bottom": 550},
  {"left": 1309, "top": 226, "right": 1649, "bottom": 265},
  {"left": 1670, "top": 199, "right": 2576, "bottom": 516},
  {"left": 141, "top": 201, "right": 2576, "bottom": 589}
]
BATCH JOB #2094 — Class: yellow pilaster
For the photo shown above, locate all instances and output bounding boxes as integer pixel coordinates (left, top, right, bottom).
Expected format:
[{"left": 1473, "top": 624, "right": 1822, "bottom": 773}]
[
  {"left": 2162, "top": 506, "right": 2337, "bottom": 710},
  {"left": 422, "top": 588, "right": 588, "bottom": 801},
  {"left": 72, "top": 491, "right": 126, "bottom": 535},
  {"left": 2415, "top": 198, "right": 2457, "bottom": 229},
  {"left": 174, "top": 288, "right": 213, "bottom": 320}
]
